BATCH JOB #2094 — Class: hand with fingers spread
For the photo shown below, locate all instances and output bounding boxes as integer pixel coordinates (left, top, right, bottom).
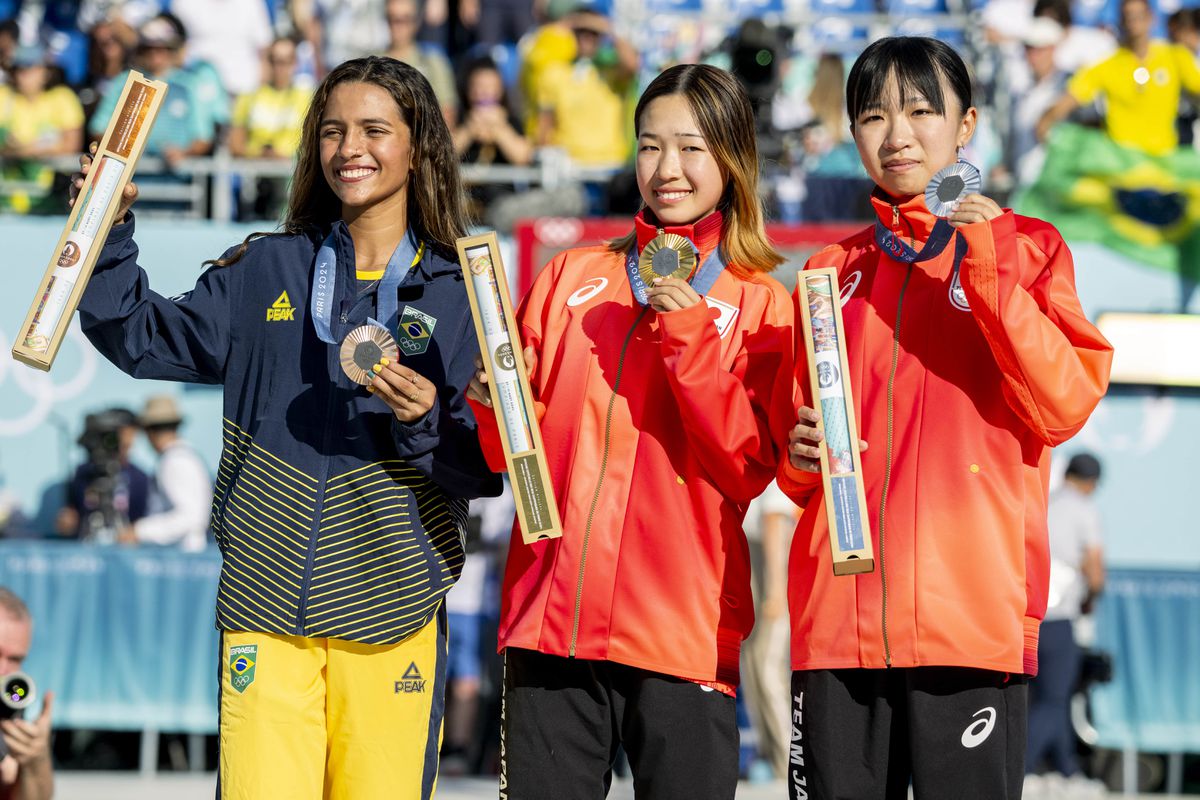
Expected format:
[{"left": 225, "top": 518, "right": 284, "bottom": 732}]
[
  {"left": 947, "top": 193, "right": 1003, "bottom": 228},
  {"left": 466, "top": 345, "right": 536, "bottom": 408},
  {"left": 788, "top": 406, "right": 868, "bottom": 472},
  {"left": 645, "top": 276, "right": 701, "bottom": 313},
  {"left": 69, "top": 141, "right": 138, "bottom": 223},
  {"left": 367, "top": 358, "right": 436, "bottom": 423}
]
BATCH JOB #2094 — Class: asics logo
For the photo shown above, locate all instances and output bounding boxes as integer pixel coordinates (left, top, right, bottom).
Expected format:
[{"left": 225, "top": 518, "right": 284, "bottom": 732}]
[
  {"left": 566, "top": 277, "right": 608, "bottom": 307},
  {"left": 961, "top": 706, "right": 997, "bottom": 748},
  {"left": 840, "top": 271, "right": 862, "bottom": 305}
]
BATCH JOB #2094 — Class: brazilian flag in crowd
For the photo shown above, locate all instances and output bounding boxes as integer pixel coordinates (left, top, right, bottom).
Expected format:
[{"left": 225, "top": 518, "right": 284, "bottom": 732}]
[{"left": 1017, "top": 123, "right": 1200, "bottom": 280}]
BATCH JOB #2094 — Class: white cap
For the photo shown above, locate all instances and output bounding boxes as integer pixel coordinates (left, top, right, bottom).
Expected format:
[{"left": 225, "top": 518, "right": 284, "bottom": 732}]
[{"left": 1023, "top": 16, "right": 1065, "bottom": 47}]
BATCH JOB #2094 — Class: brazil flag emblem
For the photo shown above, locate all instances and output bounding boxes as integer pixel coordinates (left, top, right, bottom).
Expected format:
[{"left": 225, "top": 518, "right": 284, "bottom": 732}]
[
  {"left": 1016, "top": 123, "right": 1200, "bottom": 279},
  {"left": 397, "top": 306, "right": 437, "bottom": 356},
  {"left": 229, "top": 644, "right": 257, "bottom": 693}
]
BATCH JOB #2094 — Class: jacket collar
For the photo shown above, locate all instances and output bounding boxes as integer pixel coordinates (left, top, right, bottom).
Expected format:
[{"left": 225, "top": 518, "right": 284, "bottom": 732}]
[
  {"left": 323, "top": 220, "right": 459, "bottom": 281},
  {"left": 634, "top": 208, "right": 724, "bottom": 261},
  {"left": 870, "top": 188, "right": 939, "bottom": 243}
]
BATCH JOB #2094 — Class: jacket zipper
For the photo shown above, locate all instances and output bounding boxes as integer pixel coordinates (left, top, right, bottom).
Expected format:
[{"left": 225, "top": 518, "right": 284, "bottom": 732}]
[
  {"left": 878, "top": 261, "right": 912, "bottom": 668},
  {"left": 569, "top": 306, "right": 650, "bottom": 656}
]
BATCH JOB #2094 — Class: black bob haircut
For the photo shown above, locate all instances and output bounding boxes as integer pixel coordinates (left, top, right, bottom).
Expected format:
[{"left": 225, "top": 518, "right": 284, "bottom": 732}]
[{"left": 846, "top": 37, "right": 973, "bottom": 125}]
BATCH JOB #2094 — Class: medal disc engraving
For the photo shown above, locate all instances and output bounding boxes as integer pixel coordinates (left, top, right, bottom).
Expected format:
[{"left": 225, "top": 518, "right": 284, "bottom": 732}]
[
  {"left": 638, "top": 233, "right": 696, "bottom": 287},
  {"left": 925, "top": 161, "right": 981, "bottom": 218},
  {"left": 339, "top": 324, "right": 400, "bottom": 385}
]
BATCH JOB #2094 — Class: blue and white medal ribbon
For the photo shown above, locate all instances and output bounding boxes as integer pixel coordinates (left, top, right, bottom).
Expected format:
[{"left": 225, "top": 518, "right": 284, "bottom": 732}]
[{"left": 310, "top": 228, "right": 424, "bottom": 345}]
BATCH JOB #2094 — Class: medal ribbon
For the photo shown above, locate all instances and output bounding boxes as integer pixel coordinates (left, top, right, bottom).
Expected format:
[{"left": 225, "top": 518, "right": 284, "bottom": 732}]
[
  {"left": 873, "top": 216, "right": 970, "bottom": 289},
  {"left": 624, "top": 241, "right": 728, "bottom": 306},
  {"left": 311, "top": 229, "right": 424, "bottom": 345}
]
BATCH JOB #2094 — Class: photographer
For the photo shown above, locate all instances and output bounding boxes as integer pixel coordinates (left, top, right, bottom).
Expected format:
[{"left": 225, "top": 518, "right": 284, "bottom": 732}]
[
  {"left": 0, "top": 589, "right": 52, "bottom": 800},
  {"left": 55, "top": 408, "right": 150, "bottom": 543}
]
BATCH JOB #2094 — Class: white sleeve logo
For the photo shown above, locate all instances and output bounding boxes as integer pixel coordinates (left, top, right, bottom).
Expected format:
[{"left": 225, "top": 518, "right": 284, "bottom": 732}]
[{"left": 960, "top": 706, "right": 997, "bottom": 749}]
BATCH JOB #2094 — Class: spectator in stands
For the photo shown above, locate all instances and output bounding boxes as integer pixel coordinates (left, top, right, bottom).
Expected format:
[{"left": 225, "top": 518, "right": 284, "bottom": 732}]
[
  {"left": 0, "top": 18, "right": 18, "bottom": 84},
  {"left": 89, "top": 15, "right": 215, "bottom": 167},
  {"left": 1037, "top": 0, "right": 1200, "bottom": 156},
  {"left": 516, "top": 0, "right": 577, "bottom": 138},
  {"left": 292, "top": 0, "right": 388, "bottom": 78},
  {"left": 170, "top": 0, "right": 271, "bottom": 98},
  {"left": 535, "top": 0, "right": 638, "bottom": 167},
  {"left": 77, "top": 18, "right": 137, "bottom": 129},
  {"left": 0, "top": 588, "right": 53, "bottom": 800},
  {"left": 0, "top": 44, "right": 84, "bottom": 213},
  {"left": 460, "top": 0, "right": 534, "bottom": 48},
  {"left": 1168, "top": 7, "right": 1200, "bottom": 53},
  {"left": 1026, "top": 453, "right": 1106, "bottom": 787},
  {"left": 159, "top": 13, "right": 230, "bottom": 156},
  {"left": 229, "top": 36, "right": 312, "bottom": 218},
  {"left": 452, "top": 55, "right": 532, "bottom": 223},
  {"left": 1032, "top": 0, "right": 1116, "bottom": 74},
  {"left": 385, "top": 0, "right": 457, "bottom": 126},
  {"left": 56, "top": 407, "right": 151, "bottom": 543},
  {"left": 124, "top": 395, "right": 212, "bottom": 553},
  {"left": 1168, "top": 8, "right": 1200, "bottom": 145},
  {"left": 740, "top": 481, "right": 796, "bottom": 782},
  {"left": 1008, "top": 17, "right": 1068, "bottom": 187}
]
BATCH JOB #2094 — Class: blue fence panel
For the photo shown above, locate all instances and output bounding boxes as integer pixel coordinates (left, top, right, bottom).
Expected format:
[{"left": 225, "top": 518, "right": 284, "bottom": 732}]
[
  {"left": 0, "top": 541, "right": 221, "bottom": 733},
  {"left": 1091, "top": 569, "right": 1200, "bottom": 753}
]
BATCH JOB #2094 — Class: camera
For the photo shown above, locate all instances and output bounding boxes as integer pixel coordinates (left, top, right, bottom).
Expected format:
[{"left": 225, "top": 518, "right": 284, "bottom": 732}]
[
  {"left": 0, "top": 672, "right": 36, "bottom": 720},
  {"left": 0, "top": 672, "right": 36, "bottom": 761},
  {"left": 77, "top": 409, "right": 134, "bottom": 476}
]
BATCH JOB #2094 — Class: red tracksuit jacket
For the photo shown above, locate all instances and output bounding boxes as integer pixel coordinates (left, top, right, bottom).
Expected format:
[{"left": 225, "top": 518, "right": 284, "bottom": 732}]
[
  {"left": 474, "top": 211, "right": 795, "bottom": 688},
  {"left": 780, "top": 192, "right": 1113, "bottom": 676}
]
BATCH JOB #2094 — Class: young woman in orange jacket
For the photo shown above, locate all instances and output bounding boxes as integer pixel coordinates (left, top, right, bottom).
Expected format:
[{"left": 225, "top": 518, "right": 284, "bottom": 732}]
[
  {"left": 468, "top": 64, "right": 795, "bottom": 798},
  {"left": 780, "top": 37, "right": 1112, "bottom": 800}
]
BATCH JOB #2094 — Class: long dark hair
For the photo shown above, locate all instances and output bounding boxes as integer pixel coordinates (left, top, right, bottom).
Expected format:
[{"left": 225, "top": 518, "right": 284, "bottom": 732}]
[
  {"left": 846, "top": 37, "right": 972, "bottom": 126},
  {"left": 210, "top": 56, "right": 469, "bottom": 266},
  {"left": 609, "top": 64, "right": 783, "bottom": 277}
]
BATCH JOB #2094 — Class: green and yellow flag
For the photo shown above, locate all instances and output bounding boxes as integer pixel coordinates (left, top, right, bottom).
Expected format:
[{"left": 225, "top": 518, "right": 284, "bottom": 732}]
[{"left": 1016, "top": 123, "right": 1200, "bottom": 278}]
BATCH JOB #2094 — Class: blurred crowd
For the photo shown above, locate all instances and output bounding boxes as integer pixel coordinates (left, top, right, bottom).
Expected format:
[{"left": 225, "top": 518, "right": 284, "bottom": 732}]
[{"left": 2, "top": 0, "right": 1199, "bottom": 224}]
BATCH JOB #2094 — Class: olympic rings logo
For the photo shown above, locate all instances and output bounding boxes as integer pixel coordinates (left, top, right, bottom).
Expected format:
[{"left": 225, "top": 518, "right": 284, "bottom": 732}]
[{"left": 0, "top": 321, "right": 99, "bottom": 437}]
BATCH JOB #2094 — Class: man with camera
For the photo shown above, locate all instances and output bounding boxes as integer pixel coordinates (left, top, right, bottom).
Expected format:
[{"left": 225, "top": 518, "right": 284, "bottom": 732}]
[
  {"left": 0, "top": 589, "right": 52, "bottom": 800},
  {"left": 55, "top": 408, "right": 150, "bottom": 544}
]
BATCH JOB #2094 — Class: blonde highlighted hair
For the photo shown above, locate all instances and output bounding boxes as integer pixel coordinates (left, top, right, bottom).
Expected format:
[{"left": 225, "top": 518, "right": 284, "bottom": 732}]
[{"left": 609, "top": 64, "right": 783, "bottom": 278}]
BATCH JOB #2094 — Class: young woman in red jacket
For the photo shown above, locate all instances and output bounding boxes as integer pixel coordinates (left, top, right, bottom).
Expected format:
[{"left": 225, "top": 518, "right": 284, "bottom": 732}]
[
  {"left": 468, "top": 64, "right": 796, "bottom": 798},
  {"left": 780, "top": 37, "right": 1113, "bottom": 800}
]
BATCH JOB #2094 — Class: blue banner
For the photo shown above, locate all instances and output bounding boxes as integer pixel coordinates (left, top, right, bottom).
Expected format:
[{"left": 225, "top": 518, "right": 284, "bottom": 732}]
[{"left": 0, "top": 541, "right": 220, "bottom": 732}]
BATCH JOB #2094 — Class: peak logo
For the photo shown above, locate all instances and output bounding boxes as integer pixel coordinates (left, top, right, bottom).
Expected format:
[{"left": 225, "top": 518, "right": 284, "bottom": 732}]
[
  {"left": 266, "top": 291, "right": 296, "bottom": 322},
  {"left": 394, "top": 662, "right": 426, "bottom": 694}
]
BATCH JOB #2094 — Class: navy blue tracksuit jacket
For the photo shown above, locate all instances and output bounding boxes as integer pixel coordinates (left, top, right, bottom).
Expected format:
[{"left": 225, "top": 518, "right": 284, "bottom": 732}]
[{"left": 79, "top": 216, "right": 501, "bottom": 645}]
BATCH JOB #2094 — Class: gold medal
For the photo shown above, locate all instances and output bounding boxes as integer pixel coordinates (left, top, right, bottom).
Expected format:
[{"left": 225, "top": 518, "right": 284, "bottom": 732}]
[
  {"left": 339, "top": 324, "right": 400, "bottom": 385},
  {"left": 638, "top": 232, "right": 696, "bottom": 287}
]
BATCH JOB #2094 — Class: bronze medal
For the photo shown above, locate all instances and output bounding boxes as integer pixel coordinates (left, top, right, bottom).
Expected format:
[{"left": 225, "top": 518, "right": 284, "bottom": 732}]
[{"left": 339, "top": 323, "right": 400, "bottom": 385}]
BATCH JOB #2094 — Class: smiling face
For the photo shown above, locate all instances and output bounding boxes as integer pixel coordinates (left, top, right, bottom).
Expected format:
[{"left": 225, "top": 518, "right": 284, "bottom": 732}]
[
  {"left": 852, "top": 69, "right": 976, "bottom": 200},
  {"left": 635, "top": 93, "right": 727, "bottom": 226},
  {"left": 319, "top": 81, "right": 414, "bottom": 218}
]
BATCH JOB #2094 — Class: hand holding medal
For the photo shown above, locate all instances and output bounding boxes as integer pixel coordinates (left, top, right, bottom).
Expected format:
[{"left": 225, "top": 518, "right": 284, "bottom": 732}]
[{"left": 340, "top": 323, "right": 434, "bottom": 422}]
